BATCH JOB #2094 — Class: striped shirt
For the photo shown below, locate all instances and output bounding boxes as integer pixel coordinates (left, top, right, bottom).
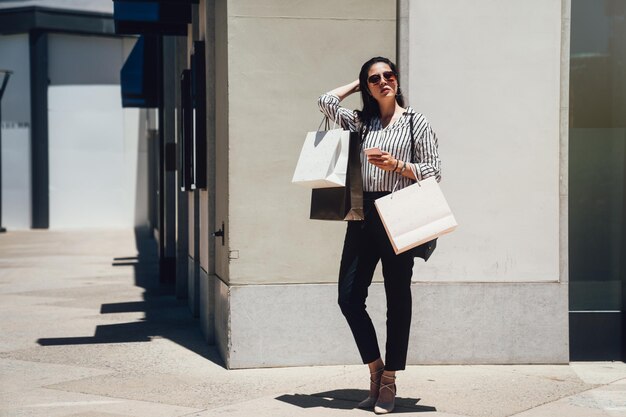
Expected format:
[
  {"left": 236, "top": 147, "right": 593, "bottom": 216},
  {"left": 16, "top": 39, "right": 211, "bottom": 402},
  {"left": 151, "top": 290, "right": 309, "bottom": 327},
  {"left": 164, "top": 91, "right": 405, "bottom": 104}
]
[{"left": 318, "top": 93, "right": 441, "bottom": 192}]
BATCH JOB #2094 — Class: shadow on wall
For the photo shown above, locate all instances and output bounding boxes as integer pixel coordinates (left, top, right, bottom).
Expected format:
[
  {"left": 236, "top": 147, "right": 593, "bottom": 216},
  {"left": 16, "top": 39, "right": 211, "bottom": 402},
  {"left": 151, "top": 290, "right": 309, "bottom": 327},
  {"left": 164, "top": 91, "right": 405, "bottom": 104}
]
[{"left": 36, "top": 227, "right": 224, "bottom": 368}]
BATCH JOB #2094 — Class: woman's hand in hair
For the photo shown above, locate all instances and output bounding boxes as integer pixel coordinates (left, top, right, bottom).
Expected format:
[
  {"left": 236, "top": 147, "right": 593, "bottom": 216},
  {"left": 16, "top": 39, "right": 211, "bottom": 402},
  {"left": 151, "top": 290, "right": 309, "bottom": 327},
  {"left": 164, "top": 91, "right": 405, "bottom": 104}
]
[{"left": 367, "top": 151, "right": 398, "bottom": 171}]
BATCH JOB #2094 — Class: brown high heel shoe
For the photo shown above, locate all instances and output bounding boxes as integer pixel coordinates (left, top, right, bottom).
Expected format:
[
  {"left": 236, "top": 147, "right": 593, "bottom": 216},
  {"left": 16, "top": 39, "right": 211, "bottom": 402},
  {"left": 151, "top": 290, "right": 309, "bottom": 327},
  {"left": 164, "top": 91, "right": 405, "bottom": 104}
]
[
  {"left": 357, "top": 367, "right": 384, "bottom": 409},
  {"left": 374, "top": 374, "right": 396, "bottom": 414}
]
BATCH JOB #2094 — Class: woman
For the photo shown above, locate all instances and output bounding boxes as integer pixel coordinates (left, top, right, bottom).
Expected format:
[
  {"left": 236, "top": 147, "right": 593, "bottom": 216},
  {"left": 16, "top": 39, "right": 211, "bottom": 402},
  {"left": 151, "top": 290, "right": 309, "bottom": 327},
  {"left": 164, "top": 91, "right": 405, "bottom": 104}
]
[{"left": 318, "top": 57, "right": 441, "bottom": 414}]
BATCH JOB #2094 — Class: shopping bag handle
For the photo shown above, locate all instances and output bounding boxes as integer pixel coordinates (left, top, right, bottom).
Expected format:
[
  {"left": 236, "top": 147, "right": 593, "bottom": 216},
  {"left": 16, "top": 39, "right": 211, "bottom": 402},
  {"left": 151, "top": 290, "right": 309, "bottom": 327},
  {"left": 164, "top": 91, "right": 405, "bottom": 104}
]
[
  {"left": 391, "top": 164, "right": 419, "bottom": 197},
  {"left": 316, "top": 112, "right": 341, "bottom": 132}
]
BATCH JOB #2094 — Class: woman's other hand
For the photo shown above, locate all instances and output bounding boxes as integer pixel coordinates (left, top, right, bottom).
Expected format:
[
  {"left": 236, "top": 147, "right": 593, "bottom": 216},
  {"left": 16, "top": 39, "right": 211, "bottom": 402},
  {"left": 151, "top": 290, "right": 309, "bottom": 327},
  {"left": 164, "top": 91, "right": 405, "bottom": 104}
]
[{"left": 367, "top": 151, "right": 397, "bottom": 171}]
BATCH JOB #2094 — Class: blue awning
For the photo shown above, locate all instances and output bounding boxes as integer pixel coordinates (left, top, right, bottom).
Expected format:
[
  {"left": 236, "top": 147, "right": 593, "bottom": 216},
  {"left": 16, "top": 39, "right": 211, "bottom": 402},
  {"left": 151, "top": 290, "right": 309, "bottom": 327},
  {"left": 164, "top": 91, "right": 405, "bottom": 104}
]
[
  {"left": 121, "top": 35, "right": 159, "bottom": 108},
  {"left": 113, "top": 0, "right": 195, "bottom": 36}
]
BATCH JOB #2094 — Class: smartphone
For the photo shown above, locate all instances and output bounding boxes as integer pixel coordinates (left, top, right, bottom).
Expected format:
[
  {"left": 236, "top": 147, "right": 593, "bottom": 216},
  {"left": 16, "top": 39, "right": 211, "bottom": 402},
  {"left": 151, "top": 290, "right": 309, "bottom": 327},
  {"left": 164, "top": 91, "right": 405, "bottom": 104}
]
[{"left": 364, "top": 147, "right": 382, "bottom": 156}]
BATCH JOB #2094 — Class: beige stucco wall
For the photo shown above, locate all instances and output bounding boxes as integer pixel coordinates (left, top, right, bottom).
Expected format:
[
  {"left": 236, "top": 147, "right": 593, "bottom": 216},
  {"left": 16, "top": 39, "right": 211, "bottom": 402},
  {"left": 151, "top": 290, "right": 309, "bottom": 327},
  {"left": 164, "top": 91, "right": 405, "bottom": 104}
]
[
  {"left": 214, "top": 0, "right": 230, "bottom": 282},
  {"left": 198, "top": 1, "right": 211, "bottom": 275},
  {"left": 193, "top": 0, "right": 570, "bottom": 368},
  {"left": 222, "top": 0, "right": 396, "bottom": 285},
  {"left": 402, "top": 0, "right": 565, "bottom": 283},
  {"left": 207, "top": 0, "right": 565, "bottom": 286}
]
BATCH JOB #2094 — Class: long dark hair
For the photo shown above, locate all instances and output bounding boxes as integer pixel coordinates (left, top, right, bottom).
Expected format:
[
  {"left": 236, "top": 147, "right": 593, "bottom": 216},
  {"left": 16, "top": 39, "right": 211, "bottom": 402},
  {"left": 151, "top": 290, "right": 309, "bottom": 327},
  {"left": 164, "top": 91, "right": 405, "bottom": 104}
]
[{"left": 355, "top": 56, "right": 405, "bottom": 128}]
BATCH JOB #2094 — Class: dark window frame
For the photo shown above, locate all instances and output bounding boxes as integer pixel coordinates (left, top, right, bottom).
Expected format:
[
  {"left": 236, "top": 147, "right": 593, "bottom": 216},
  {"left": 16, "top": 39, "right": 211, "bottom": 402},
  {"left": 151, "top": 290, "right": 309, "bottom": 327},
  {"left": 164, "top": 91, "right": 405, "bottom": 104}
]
[
  {"left": 191, "top": 40, "right": 207, "bottom": 190},
  {"left": 180, "top": 68, "right": 194, "bottom": 191}
]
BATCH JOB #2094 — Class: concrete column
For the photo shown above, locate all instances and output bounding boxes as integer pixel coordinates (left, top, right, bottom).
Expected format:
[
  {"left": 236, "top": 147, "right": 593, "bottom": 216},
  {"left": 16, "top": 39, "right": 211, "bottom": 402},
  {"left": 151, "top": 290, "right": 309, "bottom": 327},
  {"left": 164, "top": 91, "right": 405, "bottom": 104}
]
[{"left": 198, "top": 0, "right": 217, "bottom": 345}]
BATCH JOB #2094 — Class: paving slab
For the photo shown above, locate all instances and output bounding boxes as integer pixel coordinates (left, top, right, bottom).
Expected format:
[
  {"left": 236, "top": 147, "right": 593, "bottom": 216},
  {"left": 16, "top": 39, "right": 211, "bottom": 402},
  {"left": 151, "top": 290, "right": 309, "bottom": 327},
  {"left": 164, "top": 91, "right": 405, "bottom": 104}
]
[
  {"left": 0, "top": 358, "right": 111, "bottom": 393},
  {"left": 0, "top": 387, "right": 201, "bottom": 417},
  {"left": 285, "top": 364, "right": 594, "bottom": 417},
  {"left": 45, "top": 365, "right": 358, "bottom": 410},
  {"left": 570, "top": 361, "right": 626, "bottom": 384},
  {"left": 0, "top": 229, "right": 625, "bottom": 417},
  {"left": 511, "top": 378, "right": 626, "bottom": 417}
]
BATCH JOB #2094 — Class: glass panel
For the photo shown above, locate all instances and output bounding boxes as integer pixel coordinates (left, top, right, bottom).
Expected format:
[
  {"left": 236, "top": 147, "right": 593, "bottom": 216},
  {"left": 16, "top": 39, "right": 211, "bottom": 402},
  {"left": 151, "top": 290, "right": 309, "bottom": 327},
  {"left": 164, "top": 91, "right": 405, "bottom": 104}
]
[{"left": 569, "top": 0, "right": 625, "bottom": 312}]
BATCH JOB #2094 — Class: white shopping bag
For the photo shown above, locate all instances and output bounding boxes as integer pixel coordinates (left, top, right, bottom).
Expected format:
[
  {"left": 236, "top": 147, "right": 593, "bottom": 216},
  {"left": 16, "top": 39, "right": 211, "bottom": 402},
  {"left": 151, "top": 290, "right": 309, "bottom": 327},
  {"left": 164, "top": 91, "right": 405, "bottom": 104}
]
[
  {"left": 292, "top": 120, "right": 350, "bottom": 188},
  {"left": 375, "top": 174, "right": 458, "bottom": 255}
]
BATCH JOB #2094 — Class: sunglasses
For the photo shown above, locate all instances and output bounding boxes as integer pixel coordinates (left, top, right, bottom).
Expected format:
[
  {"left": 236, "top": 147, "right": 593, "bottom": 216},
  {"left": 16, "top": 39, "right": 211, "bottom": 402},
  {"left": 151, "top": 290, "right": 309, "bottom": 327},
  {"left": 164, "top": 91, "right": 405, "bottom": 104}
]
[{"left": 367, "top": 71, "right": 396, "bottom": 85}]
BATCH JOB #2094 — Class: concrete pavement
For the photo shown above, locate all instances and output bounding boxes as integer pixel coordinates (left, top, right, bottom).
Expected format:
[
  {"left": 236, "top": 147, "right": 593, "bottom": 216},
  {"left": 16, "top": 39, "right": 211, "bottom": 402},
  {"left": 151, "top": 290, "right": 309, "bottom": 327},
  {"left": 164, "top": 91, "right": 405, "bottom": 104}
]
[{"left": 0, "top": 229, "right": 625, "bottom": 417}]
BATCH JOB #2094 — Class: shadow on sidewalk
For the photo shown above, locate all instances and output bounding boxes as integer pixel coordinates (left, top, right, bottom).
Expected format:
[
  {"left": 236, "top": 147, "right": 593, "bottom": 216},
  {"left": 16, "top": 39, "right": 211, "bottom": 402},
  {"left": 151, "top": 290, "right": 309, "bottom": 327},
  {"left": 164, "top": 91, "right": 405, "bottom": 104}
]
[
  {"left": 36, "top": 228, "right": 225, "bottom": 368},
  {"left": 276, "top": 389, "right": 435, "bottom": 413}
]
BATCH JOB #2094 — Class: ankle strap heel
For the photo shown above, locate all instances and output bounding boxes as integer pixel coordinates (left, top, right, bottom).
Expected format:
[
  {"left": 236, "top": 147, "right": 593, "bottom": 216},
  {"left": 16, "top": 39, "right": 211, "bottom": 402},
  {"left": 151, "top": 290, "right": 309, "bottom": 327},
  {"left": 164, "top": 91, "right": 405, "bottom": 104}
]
[
  {"left": 374, "top": 375, "right": 396, "bottom": 414},
  {"left": 357, "top": 367, "right": 384, "bottom": 409}
]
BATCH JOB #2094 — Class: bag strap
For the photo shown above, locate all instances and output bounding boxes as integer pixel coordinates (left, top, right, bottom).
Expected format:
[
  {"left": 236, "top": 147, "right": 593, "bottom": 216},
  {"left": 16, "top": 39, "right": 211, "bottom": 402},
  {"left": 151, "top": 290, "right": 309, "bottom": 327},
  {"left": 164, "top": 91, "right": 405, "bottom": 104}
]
[
  {"left": 407, "top": 112, "right": 420, "bottom": 184},
  {"left": 317, "top": 116, "right": 335, "bottom": 132},
  {"left": 360, "top": 124, "right": 369, "bottom": 145},
  {"left": 408, "top": 112, "right": 415, "bottom": 163},
  {"left": 391, "top": 112, "right": 420, "bottom": 196},
  {"left": 317, "top": 108, "right": 342, "bottom": 132}
]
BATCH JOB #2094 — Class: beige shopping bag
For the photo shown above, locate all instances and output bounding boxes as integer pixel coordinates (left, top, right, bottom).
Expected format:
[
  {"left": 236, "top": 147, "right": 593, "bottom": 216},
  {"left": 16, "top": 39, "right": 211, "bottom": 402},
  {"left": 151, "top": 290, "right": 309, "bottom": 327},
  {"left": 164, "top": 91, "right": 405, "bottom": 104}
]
[
  {"left": 292, "top": 118, "right": 350, "bottom": 189},
  {"left": 375, "top": 175, "right": 458, "bottom": 255}
]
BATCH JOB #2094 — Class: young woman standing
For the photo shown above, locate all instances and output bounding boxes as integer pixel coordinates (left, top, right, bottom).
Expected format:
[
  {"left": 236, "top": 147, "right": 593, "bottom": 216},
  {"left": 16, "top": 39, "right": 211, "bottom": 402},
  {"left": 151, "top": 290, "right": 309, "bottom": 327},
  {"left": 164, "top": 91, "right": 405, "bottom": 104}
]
[{"left": 318, "top": 56, "right": 441, "bottom": 414}]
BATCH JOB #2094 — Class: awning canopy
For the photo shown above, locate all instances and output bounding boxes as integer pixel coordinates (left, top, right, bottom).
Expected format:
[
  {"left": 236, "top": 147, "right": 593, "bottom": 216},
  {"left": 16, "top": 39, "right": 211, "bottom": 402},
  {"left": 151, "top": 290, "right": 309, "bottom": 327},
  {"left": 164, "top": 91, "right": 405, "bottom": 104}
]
[
  {"left": 121, "top": 35, "right": 159, "bottom": 108},
  {"left": 113, "top": 0, "right": 195, "bottom": 36}
]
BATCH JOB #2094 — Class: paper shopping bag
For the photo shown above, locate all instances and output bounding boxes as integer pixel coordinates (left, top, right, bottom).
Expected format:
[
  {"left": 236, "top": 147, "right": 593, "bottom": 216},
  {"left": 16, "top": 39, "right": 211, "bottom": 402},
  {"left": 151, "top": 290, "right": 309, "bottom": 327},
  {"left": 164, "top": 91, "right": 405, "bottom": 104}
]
[
  {"left": 292, "top": 123, "right": 350, "bottom": 189},
  {"left": 310, "top": 131, "right": 364, "bottom": 221},
  {"left": 375, "top": 177, "right": 457, "bottom": 254}
]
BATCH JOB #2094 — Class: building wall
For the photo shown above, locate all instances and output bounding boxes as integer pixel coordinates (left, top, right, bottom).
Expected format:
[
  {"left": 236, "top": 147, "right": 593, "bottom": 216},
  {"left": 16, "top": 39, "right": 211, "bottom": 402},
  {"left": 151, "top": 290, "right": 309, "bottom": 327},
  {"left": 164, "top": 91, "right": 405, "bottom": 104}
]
[
  {"left": 394, "top": 0, "right": 569, "bottom": 363},
  {"left": 203, "top": 0, "right": 396, "bottom": 368},
  {"left": 198, "top": 0, "right": 217, "bottom": 344},
  {"left": 46, "top": 34, "right": 149, "bottom": 229},
  {"left": 226, "top": 0, "right": 396, "bottom": 285},
  {"left": 0, "top": 1, "right": 112, "bottom": 14},
  {"left": 194, "top": 0, "right": 570, "bottom": 368},
  {"left": 403, "top": 0, "right": 563, "bottom": 284},
  {"left": 214, "top": 0, "right": 230, "bottom": 284},
  {"left": 0, "top": 34, "right": 31, "bottom": 229}
]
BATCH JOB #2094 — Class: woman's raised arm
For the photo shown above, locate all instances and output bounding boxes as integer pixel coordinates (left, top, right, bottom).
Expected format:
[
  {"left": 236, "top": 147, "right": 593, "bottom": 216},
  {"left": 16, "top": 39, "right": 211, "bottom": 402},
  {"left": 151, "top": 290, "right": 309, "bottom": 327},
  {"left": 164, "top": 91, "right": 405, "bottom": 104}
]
[
  {"left": 317, "top": 79, "right": 360, "bottom": 131},
  {"left": 327, "top": 79, "right": 360, "bottom": 101}
]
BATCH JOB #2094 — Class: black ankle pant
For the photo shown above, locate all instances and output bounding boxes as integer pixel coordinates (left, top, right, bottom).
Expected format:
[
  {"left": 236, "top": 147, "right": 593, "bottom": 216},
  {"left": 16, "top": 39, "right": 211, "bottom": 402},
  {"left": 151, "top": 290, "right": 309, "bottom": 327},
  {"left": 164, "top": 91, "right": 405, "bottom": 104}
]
[{"left": 337, "top": 192, "right": 415, "bottom": 371}]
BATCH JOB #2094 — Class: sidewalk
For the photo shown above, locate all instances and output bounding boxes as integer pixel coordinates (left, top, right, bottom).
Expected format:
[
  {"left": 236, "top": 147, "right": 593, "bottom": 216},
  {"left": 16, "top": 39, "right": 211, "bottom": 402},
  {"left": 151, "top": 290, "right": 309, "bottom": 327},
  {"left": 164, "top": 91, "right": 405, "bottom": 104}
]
[{"left": 0, "top": 229, "right": 624, "bottom": 417}]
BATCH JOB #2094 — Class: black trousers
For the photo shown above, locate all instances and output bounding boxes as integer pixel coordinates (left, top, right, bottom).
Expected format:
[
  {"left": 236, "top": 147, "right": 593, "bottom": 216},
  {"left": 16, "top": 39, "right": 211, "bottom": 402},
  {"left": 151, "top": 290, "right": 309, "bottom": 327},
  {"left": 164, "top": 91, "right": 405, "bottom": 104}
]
[{"left": 337, "top": 192, "right": 415, "bottom": 371}]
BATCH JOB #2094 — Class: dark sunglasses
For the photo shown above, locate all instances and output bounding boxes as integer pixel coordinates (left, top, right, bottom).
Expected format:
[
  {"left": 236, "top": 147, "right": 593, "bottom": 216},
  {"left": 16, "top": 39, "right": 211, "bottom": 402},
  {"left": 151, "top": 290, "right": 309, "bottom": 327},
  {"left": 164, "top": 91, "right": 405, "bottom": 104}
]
[{"left": 367, "top": 71, "right": 396, "bottom": 85}]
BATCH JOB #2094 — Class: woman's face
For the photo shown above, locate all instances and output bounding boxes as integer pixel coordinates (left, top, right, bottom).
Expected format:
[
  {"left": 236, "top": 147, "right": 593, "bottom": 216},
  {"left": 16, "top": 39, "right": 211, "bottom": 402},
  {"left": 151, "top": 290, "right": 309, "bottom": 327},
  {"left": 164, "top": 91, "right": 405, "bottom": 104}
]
[{"left": 366, "top": 62, "right": 398, "bottom": 103}]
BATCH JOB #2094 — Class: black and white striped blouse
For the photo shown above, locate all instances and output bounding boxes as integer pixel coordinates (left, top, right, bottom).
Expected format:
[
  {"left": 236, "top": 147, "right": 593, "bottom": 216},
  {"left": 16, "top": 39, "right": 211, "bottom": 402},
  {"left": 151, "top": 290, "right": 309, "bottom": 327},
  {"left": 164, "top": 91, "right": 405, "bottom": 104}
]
[{"left": 318, "top": 93, "right": 441, "bottom": 192}]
